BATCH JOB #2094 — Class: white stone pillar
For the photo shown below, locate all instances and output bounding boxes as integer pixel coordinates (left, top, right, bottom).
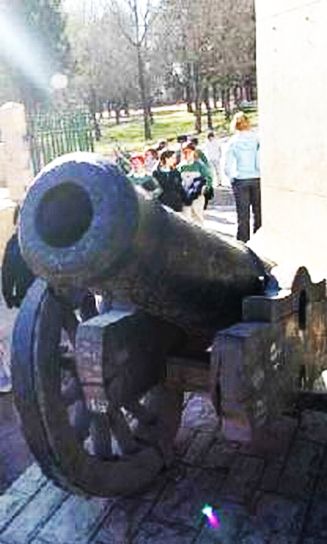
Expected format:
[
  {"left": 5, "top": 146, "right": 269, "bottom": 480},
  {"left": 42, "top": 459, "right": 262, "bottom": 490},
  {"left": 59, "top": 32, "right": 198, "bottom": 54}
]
[
  {"left": 0, "top": 102, "right": 33, "bottom": 202},
  {"left": 252, "top": 0, "right": 327, "bottom": 285}
]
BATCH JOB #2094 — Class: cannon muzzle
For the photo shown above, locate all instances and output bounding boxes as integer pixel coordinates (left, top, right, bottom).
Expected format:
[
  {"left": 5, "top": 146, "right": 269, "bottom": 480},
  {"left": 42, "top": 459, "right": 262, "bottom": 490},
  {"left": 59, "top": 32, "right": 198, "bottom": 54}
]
[{"left": 20, "top": 152, "right": 269, "bottom": 337}]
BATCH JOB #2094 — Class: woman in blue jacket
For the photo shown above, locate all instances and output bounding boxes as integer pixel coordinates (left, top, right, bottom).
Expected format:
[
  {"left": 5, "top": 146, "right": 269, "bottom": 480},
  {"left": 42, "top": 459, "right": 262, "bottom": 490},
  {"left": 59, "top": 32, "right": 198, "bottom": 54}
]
[{"left": 225, "top": 112, "right": 261, "bottom": 242}]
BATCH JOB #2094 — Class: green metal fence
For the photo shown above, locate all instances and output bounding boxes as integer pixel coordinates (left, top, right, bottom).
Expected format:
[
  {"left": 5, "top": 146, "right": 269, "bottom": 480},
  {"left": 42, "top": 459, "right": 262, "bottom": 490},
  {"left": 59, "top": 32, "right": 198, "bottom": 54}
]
[{"left": 27, "top": 110, "right": 95, "bottom": 176}]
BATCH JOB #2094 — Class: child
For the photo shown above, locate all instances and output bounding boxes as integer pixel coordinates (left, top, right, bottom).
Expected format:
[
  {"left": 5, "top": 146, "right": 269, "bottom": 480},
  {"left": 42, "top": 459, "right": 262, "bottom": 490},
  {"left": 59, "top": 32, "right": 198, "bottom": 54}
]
[
  {"left": 204, "top": 131, "right": 222, "bottom": 186},
  {"left": 178, "top": 142, "right": 213, "bottom": 224},
  {"left": 144, "top": 148, "right": 159, "bottom": 175},
  {"left": 128, "top": 153, "right": 161, "bottom": 196},
  {"left": 2, "top": 205, "right": 34, "bottom": 309},
  {"left": 152, "top": 150, "right": 186, "bottom": 211}
]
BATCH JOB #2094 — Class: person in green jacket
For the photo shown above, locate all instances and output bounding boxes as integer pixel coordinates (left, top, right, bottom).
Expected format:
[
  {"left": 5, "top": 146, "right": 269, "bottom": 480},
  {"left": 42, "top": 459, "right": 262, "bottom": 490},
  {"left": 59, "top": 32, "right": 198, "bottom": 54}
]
[
  {"left": 178, "top": 142, "right": 213, "bottom": 224},
  {"left": 190, "top": 137, "right": 210, "bottom": 167},
  {"left": 128, "top": 153, "right": 161, "bottom": 197}
]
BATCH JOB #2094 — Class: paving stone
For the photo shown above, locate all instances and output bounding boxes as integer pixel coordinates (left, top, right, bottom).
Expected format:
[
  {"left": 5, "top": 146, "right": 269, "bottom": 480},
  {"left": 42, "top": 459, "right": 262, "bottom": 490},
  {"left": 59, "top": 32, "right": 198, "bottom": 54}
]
[
  {"left": 93, "top": 499, "right": 152, "bottom": 543},
  {"left": 0, "top": 492, "right": 32, "bottom": 533},
  {"left": 297, "top": 410, "right": 327, "bottom": 444},
  {"left": 315, "top": 449, "right": 327, "bottom": 499},
  {"left": 129, "top": 470, "right": 168, "bottom": 502},
  {"left": 259, "top": 459, "right": 284, "bottom": 494},
  {"left": 35, "top": 494, "right": 111, "bottom": 544},
  {"left": 301, "top": 539, "right": 327, "bottom": 544},
  {"left": 7, "top": 463, "right": 46, "bottom": 498},
  {"left": 0, "top": 465, "right": 46, "bottom": 533},
  {"left": 221, "top": 455, "right": 264, "bottom": 504},
  {"left": 0, "top": 394, "right": 33, "bottom": 492},
  {"left": 181, "top": 394, "right": 220, "bottom": 432},
  {"left": 277, "top": 439, "right": 324, "bottom": 499},
  {"left": 302, "top": 497, "right": 327, "bottom": 540},
  {"left": 1, "top": 482, "right": 67, "bottom": 544},
  {"left": 151, "top": 467, "right": 225, "bottom": 529},
  {"left": 202, "top": 437, "right": 239, "bottom": 471},
  {"left": 256, "top": 418, "right": 298, "bottom": 493},
  {"left": 241, "top": 415, "right": 298, "bottom": 458},
  {"left": 175, "top": 426, "right": 196, "bottom": 458},
  {"left": 183, "top": 431, "right": 216, "bottom": 466},
  {"left": 133, "top": 519, "right": 197, "bottom": 544},
  {"left": 196, "top": 502, "right": 265, "bottom": 544},
  {"left": 254, "top": 492, "right": 307, "bottom": 542},
  {"left": 267, "top": 537, "right": 297, "bottom": 544}
]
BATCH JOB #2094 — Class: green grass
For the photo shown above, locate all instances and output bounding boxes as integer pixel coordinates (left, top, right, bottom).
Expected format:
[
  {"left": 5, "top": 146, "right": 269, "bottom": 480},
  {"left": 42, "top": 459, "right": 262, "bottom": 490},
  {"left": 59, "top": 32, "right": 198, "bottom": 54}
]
[{"left": 95, "top": 106, "right": 258, "bottom": 155}]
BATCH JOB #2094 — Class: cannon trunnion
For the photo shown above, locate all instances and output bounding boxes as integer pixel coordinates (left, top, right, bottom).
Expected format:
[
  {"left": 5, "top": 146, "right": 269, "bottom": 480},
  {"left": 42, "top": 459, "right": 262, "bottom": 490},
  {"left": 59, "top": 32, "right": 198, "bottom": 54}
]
[{"left": 12, "top": 153, "right": 327, "bottom": 497}]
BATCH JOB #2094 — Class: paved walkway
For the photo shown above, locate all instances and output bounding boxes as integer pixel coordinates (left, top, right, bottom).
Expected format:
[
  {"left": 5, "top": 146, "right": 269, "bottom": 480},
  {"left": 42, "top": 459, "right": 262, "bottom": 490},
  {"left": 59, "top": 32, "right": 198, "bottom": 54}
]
[
  {"left": 0, "top": 398, "right": 326, "bottom": 543},
  {"left": 0, "top": 189, "right": 326, "bottom": 543}
]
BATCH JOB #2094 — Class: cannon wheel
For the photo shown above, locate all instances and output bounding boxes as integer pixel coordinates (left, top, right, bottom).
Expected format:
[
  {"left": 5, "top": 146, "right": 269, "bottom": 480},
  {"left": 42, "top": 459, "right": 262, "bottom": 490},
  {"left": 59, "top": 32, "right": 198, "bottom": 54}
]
[{"left": 12, "top": 279, "right": 183, "bottom": 497}]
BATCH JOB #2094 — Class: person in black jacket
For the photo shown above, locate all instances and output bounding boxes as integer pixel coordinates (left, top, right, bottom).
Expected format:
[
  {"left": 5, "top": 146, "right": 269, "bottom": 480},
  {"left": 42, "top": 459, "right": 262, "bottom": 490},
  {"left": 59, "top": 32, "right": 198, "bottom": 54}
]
[
  {"left": 152, "top": 150, "right": 186, "bottom": 212},
  {"left": 1, "top": 206, "right": 98, "bottom": 320},
  {"left": 1, "top": 205, "right": 35, "bottom": 308}
]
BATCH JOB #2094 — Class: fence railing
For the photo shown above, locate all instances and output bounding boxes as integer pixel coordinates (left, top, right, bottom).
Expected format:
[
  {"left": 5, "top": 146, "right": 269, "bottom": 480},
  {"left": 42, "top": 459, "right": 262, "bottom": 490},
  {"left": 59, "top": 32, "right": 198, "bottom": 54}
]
[{"left": 27, "top": 110, "right": 94, "bottom": 176}]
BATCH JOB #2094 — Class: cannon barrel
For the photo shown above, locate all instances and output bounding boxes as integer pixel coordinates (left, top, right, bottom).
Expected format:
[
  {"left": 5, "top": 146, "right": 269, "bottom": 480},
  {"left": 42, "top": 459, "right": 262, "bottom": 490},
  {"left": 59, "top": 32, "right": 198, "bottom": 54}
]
[{"left": 20, "top": 153, "right": 269, "bottom": 338}]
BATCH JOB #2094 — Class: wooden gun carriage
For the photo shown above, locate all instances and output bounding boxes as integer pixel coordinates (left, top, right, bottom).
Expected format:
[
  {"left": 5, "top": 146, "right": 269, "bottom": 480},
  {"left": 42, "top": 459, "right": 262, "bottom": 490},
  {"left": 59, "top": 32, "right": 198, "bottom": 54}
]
[{"left": 12, "top": 153, "right": 327, "bottom": 497}]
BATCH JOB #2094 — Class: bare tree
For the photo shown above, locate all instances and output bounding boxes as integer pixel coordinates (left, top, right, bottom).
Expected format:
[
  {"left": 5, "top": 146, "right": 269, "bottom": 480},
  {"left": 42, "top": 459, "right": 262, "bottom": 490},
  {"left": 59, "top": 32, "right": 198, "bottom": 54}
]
[
  {"left": 67, "top": 3, "right": 138, "bottom": 137},
  {"left": 107, "top": 0, "right": 158, "bottom": 140},
  {"left": 155, "top": 0, "right": 256, "bottom": 132}
]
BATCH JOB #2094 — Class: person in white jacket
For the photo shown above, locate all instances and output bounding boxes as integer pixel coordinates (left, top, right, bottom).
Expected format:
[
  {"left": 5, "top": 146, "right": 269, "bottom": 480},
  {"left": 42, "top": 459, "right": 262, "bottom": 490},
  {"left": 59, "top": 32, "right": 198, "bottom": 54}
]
[
  {"left": 203, "top": 131, "right": 222, "bottom": 186},
  {"left": 225, "top": 112, "right": 261, "bottom": 242}
]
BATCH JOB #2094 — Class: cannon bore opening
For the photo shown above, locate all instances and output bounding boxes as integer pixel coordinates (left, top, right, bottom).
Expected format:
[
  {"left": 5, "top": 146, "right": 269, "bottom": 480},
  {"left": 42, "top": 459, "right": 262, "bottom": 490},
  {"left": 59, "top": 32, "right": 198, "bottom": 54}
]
[{"left": 35, "top": 182, "right": 93, "bottom": 248}]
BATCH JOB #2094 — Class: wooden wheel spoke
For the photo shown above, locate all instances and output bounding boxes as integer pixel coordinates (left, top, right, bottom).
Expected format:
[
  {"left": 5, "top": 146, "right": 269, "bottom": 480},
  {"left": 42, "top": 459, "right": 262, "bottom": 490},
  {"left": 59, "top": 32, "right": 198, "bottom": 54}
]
[
  {"left": 12, "top": 280, "right": 182, "bottom": 496},
  {"left": 61, "top": 376, "right": 83, "bottom": 407},
  {"left": 69, "top": 399, "right": 91, "bottom": 442},
  {"left": 89, "top": 412, "right": 113, "bottom": 459},
  {"left": 107, "top": 406, "right": 139, "bottom": 455}
]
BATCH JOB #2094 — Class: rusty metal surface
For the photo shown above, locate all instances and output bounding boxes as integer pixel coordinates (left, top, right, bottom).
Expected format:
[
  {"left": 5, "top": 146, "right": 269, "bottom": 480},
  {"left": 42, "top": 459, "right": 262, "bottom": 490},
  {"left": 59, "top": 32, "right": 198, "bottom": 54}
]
[{"left": 19, "top": 153, "right": 267, "bottom": 338}]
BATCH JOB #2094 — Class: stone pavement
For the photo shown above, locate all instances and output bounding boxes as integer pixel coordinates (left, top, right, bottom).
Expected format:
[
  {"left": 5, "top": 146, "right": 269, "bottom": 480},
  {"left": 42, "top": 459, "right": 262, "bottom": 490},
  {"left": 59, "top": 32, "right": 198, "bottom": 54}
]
[
  {"left": 0, "top": 290, "right": 32, "bottom": 493},
  {"left": 0, "top": 397, "right": 326, "bottom": 543},
  {"left": 0, "top": 188, "right": 327, "bottom": 543}
]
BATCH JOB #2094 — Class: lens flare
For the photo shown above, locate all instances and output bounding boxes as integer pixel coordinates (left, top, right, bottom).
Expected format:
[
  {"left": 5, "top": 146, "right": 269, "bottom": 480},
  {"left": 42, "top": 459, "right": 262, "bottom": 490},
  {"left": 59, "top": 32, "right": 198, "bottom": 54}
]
[
  {"left": 201, "top": 504, "right": 221, "bottom": 529},
  {"left": 50, "top": 73, "right": 68, "bottom": 90},
  {"left": 0, "top": 8, "right": 50, "bottom": 91}
]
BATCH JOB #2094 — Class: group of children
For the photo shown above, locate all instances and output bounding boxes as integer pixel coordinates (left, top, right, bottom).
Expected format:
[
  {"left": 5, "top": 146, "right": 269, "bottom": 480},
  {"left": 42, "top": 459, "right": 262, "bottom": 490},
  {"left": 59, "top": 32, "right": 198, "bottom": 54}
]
[{"left": 115, "top": 133, "right": 220, "bottom": 225}]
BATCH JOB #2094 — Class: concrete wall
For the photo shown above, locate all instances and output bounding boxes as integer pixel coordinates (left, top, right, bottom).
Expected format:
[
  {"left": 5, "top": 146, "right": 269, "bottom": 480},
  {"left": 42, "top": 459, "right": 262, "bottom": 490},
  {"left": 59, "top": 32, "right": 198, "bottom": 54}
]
[
  {"left": 253, "top": 0, "right": 327, "bottom": 284},
  {"left": 0, "top": 102, "right": 33, "bottom": 202},
  {"left": 0, "top": 103, "right": 33, "bottom": 260}
]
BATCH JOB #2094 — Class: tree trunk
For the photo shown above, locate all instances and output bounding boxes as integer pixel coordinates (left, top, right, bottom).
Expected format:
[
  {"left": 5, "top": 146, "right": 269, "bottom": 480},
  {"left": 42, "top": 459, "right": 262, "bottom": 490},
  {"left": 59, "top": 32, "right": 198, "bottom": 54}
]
[
  {"left": 98, "top": 101, "right": 103, "bottom": 121},
  {"left": 123, "top": 97, "right": 129, "bottom": 117},
  {"left": 115, "top": 108, "right": 121, "bottom": 125},
  {"left": 185, "top": 62, "right": 193, "bottom": 113},
  {"left": 246, "top": 84, "right": 251, "bottom": 102},
  {"left": 223, "top": 87, "right": 231, "bottom": 120},
  {"left": 193, "top": 63, "right": 202, "bottom": 134},
  {"left": 203, "top": 86, "right": 213, "bottom": 131},
  {"left": 147, "top": 105, "right": 154, "bottom": 125},
  {"left": 92, "top": 113, "right": 101, "bottom": 141},
  {"left": 89, "top": 88, "right": 101, "bottom": 141},
  {"left": 251, "top": 82, "right": 257, "bottom": 101},
  {"left": 212, "top": 83, "right": 218, "bottom": 109},
  {"left": 136, "top": 45, "right": 152, "bottom": 141}
]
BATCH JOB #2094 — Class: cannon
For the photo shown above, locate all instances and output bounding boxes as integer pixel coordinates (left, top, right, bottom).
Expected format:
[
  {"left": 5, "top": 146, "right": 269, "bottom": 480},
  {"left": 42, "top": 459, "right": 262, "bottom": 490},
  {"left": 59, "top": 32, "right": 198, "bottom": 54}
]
[{"left": 12, "top": 153, "right": 327, "bottom": 497}]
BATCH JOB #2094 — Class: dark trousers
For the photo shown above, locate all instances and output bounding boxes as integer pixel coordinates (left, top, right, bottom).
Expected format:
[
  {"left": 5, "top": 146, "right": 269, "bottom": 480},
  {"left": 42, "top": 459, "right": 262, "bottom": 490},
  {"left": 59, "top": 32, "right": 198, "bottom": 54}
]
[{"left": 232, "top": 178, "right": 262, "bottom": 243}]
